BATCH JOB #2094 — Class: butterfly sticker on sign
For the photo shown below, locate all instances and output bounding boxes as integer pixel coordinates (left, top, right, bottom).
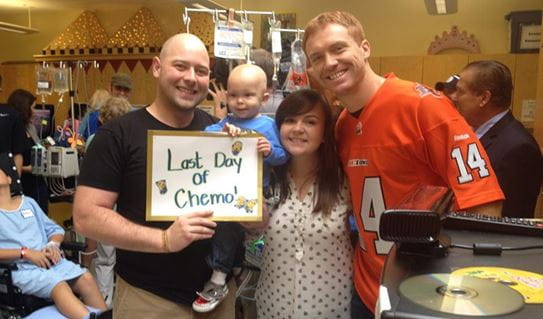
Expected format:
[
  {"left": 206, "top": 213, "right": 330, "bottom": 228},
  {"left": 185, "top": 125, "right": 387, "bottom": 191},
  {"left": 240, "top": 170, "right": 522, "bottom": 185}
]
[{"left": 146, "top": 130, "right": 263, "bottom": 222}]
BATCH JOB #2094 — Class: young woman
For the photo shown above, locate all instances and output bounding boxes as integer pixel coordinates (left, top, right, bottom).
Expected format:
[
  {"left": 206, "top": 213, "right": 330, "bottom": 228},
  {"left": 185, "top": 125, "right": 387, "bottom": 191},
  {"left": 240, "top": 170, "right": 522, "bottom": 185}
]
[
  {"left": 255, "top": 89, "right": 353, "bottom": 318},
  {"left": 7, "top": 89, "right": 49, "bottom": 214}
]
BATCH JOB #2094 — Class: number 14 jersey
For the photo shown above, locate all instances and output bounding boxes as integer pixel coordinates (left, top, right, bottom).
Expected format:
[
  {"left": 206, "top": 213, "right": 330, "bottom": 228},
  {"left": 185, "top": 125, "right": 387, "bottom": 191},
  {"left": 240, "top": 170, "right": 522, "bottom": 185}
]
[{"left": 335, "top": 74, "right": 504, "bottom": 312}]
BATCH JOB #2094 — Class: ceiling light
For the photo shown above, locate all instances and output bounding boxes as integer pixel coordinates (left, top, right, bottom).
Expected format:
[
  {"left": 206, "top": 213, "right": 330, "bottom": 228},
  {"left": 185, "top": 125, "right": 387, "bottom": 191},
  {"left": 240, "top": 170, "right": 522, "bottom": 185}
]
[
  {"left": 435, "top": 0, "right": 447, "bottom": 14},
  {"left": 424, "top": 0, "right": 457, "bottom": 15}
]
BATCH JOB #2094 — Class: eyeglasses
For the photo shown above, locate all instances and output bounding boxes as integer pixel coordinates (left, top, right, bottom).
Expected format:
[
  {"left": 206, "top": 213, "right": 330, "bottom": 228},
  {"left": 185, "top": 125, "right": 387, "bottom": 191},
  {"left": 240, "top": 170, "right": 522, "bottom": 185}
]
[{"left": 113, "top": 86, "right": 131, "bottom": 93}]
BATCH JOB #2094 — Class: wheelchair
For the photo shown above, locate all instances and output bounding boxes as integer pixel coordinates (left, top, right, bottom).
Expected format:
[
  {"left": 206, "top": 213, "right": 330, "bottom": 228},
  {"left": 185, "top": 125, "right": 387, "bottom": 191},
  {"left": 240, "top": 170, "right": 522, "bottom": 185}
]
[{"left": 0, "top": 242, "right": 111, "bottom": 319}]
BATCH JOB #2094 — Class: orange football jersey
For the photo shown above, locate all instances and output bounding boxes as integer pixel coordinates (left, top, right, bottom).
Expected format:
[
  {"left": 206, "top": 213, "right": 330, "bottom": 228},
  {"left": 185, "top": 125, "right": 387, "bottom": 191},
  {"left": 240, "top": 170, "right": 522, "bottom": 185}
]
[{"left": 336, "top": 74, "right": 504, "bottom": 311}]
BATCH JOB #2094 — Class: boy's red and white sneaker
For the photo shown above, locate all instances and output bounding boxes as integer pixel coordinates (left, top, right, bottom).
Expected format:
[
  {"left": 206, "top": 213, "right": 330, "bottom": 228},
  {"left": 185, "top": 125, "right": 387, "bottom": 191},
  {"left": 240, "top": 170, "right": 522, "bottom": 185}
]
[{"left": 192, "top": 282, "right": 229, "bottom": 313}]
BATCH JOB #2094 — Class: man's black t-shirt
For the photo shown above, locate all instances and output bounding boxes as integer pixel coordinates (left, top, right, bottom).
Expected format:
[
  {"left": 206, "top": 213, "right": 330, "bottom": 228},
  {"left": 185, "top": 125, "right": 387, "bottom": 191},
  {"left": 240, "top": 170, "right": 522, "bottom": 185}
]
[{"left": 78, "top": 107, "right": 217, "bottom": 304}]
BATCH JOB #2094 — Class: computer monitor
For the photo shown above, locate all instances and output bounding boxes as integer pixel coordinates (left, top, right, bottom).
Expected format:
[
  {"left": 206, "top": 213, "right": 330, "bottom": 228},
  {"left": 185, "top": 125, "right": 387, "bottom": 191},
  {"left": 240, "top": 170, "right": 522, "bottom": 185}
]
[{"left": 32, "top": 104, "right": 54, "bottom": 139}]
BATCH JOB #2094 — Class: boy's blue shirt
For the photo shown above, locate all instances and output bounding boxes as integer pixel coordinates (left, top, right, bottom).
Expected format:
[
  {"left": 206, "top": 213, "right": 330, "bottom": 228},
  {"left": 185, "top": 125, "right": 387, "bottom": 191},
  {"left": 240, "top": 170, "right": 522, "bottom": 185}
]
[{"left": 205, "top": 114, "right": 289, "bottom": 186}]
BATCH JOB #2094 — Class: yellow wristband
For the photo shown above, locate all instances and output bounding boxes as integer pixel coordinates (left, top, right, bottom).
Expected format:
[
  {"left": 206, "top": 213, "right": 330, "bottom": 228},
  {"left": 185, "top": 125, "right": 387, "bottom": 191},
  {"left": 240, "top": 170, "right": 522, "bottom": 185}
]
[{"left": 162, "top": 229, "right": 170, "bottom": 253}]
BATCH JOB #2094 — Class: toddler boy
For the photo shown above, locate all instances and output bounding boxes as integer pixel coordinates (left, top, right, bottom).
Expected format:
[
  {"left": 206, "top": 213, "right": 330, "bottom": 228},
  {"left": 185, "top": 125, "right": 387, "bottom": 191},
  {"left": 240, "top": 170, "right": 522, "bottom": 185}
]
[{"left": 192, "top": 64, "right": 288, "bottom": 312}]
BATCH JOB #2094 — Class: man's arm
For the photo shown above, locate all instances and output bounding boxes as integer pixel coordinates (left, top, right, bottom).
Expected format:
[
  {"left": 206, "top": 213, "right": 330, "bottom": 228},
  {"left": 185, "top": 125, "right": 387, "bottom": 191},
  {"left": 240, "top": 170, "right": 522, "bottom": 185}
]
[
  {"left": 73, "top": 185, "right": 217, "bottom": 253},
  {"left": 467, "top": 200, "right": 503, "bottom": 217}
]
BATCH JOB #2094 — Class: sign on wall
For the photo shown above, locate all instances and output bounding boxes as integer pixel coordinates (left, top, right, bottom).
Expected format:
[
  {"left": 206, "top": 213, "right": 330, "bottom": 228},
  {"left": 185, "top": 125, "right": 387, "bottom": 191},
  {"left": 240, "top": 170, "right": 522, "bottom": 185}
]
[
  {"left": 506, "top": 10, "right": 542, "bottom": 53},
  {"left": 520, "top": 24, "right": 541, "bottom": 50},
  {"left": 146, "top": 131, "right": 263, "bottom": 222}
]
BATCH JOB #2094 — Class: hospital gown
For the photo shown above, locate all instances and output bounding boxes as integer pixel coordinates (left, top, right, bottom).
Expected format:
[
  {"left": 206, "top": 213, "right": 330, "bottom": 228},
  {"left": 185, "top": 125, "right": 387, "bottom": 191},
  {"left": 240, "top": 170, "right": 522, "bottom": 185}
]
[{"left": 0, "top": 196, "right": 85, "bottom": 298}]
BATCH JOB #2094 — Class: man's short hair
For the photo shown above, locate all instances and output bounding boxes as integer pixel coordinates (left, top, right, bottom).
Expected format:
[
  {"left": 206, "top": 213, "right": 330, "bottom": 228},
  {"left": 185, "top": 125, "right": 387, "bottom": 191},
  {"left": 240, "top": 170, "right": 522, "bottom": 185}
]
[
  {"left": 463, "top": 60, "right": 512, "bottom": 108},
  {"left": 111, "top": 73, "right": 132, "bottom": 90},
  {"left": 303, "top": 11, "right": 366, "bottom": 51}
]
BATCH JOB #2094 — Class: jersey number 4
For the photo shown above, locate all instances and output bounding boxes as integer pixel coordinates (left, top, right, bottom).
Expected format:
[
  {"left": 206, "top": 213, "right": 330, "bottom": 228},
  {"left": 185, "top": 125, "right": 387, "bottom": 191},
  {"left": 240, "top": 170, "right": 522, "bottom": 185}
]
[
  {"left": 451, "top": 143, "right": 490, "bottom": 184},
  {"left": 359, "top": 177, "right": 393, "bottom": 255}
]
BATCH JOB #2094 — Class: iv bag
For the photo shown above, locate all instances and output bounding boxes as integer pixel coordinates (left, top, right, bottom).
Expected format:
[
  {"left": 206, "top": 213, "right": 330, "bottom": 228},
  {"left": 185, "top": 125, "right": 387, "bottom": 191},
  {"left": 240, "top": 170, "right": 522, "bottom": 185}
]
[
  {"left": 53, "top": 67, "right": 69, "bottom": 94},
  {"left": 36, "top": 65, "right": 53, "bottom": 96},
  {"left": 214, "top": 20, "right": 245, "bottom": 60},
  {"left": 269, "top": 19, "right": 282, "bottom": 83},
  {"left": 284, "top": 39, "right": 310, "bottom": 92},
  {"left": 242, "top": 19, "right": 254, "bottom": 62}
]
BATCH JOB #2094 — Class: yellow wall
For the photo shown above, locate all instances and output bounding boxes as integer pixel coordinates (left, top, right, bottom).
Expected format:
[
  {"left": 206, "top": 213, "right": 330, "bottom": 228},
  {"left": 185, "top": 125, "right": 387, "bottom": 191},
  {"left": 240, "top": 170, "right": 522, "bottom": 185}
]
[
  {"left": 0, "top": 10, "right": 80, "bottom": 63},
  {"left": 228, "top": 0, "right": 542, "bottom": 56},
  {"left": 535, "top": 21, "right": 543, "bottom": 147},
  {"left": 0, "top": 0, "right": 542, "bottom": 62},
  {"left": 0, "top": 3, "right": 185, "bottom": 63}
]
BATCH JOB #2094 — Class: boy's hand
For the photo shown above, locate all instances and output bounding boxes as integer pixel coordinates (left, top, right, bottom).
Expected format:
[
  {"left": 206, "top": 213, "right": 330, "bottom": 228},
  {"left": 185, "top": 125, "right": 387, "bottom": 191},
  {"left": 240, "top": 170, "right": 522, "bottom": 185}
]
[
  {"left": 257, "top": 137, "right": 271, "bottom": 157},
  {"left": 241, "top": 203, "right": 270, "bottom": 232},
  {"left": 223, "top": 123, "right": 242, "bottom": 137},
  {"left": 26, "top": 249, "right": 52, "bottom": 269}
]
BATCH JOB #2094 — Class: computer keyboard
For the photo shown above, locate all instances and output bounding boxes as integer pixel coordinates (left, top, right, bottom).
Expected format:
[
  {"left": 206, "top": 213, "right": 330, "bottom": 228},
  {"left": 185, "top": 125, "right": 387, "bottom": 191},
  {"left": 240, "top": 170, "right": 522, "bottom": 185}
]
[{"left": 442, "top": 211, "right": 543, "bottom": 237}]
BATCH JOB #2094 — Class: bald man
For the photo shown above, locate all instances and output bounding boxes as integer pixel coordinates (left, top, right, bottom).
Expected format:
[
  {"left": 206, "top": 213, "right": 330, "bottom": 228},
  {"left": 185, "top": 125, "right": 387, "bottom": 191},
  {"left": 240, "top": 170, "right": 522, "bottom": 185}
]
[
  {"left": 195, "top": 64, "right": 288, "bottom": 313},
  {"left": 73, "top": 34, "right": 236, "bottom": 318}
]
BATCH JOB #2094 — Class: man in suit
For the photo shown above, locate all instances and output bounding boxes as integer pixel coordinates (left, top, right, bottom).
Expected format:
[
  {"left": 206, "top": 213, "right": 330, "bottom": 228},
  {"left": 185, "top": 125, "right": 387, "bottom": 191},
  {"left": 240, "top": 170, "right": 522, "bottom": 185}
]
[{"left": 452, "top": 60, "right": 543, "bottom": 218}]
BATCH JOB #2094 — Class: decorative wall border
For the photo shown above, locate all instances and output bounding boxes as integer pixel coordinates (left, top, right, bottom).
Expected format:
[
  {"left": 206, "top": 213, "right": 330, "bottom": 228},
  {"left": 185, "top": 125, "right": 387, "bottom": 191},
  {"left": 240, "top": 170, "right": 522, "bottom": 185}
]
[{"left": 427, "top": 25, "right": 480, "bottom": 54}]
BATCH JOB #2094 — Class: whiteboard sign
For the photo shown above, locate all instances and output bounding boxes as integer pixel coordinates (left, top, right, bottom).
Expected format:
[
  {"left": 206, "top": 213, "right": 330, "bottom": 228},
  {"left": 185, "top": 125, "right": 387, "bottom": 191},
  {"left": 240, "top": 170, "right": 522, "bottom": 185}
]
[{"left": 146, "top": 131, "right": 262, "bottom": 221}]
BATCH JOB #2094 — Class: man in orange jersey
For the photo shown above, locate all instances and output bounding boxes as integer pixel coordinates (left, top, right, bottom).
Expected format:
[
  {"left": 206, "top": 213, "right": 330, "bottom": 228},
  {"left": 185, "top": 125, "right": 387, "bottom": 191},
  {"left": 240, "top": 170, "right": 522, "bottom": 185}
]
[{"left": 304, "top": 11, "right": 504, "bottom": 319}]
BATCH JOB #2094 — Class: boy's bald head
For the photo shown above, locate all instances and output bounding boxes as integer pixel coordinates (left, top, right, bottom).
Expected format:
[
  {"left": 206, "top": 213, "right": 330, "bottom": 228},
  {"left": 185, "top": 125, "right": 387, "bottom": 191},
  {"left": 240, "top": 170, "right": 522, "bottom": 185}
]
[
  {"left": 228, "top": 64, "right": 268, "bottom": 91},
  {"left": 226, "top": 64, "right": 270, "bottom": 119}
]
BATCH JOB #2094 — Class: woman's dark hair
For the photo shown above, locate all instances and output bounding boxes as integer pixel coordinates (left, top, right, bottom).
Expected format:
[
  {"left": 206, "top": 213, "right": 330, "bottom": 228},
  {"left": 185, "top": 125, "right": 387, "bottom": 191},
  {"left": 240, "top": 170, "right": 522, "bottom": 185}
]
[
  {"left": 274, "top": 89, "right": 343, "bottom": 216},
  {"left": 7, "top": 89, "right": 36, "bottom": 125}
]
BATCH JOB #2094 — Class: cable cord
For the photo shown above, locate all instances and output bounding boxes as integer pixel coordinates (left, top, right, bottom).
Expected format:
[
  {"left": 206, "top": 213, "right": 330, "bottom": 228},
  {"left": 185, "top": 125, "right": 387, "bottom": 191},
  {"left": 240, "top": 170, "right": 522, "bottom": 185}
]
[{"left": 451, "top": 243, "right": 543, "bottom": 256}]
